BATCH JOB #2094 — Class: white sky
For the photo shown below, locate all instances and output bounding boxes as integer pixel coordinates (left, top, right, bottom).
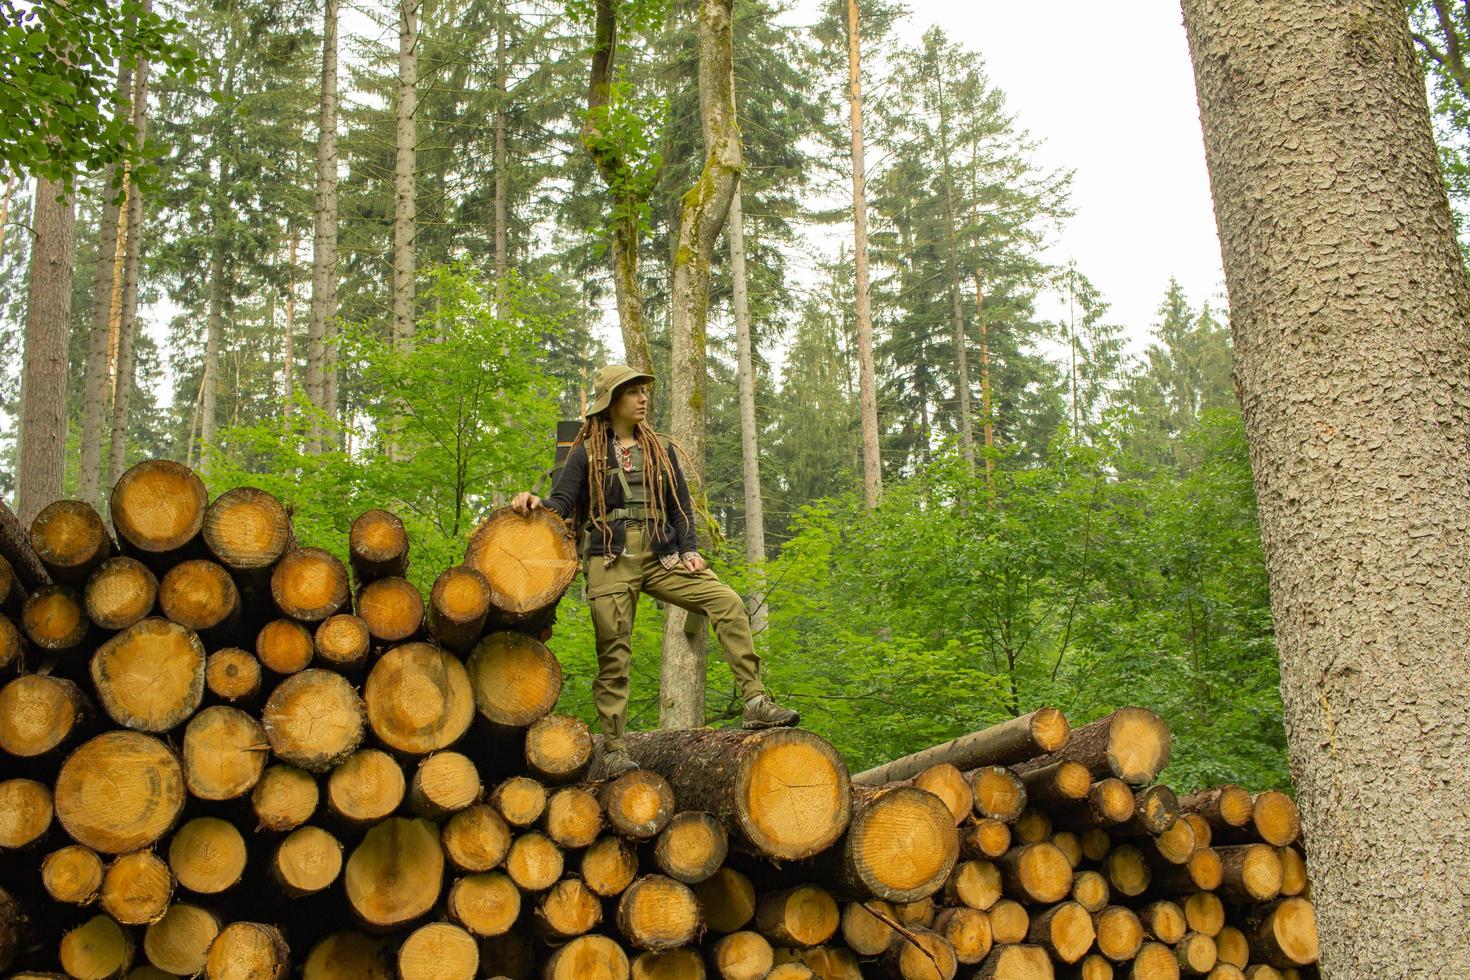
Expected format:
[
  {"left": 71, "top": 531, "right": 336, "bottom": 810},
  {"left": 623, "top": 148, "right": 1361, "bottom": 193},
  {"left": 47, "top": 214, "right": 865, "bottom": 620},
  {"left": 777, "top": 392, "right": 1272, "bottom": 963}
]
[{"left": 877, "top": 1, "right": 1227, "bottom": 348}]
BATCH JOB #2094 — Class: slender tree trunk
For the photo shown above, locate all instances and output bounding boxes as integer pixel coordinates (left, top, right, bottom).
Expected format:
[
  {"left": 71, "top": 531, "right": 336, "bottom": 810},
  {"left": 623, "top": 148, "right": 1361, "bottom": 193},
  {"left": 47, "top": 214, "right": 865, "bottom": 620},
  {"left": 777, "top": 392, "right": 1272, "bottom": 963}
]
[
  {"left": 1181, "top": 2, "right": 1470, "bottom": 974},
  {"left": 973, "top": 268, "right": 995, "bottom": 497},
  {"left": 660, "top": 0, "right": 742, "bottom": 730},
  {"left": 201, "top": 219, "right": 225, "bottom": 467},
  {"left": 78, "top": 64, "right": 132, "bottom": 507},
  {"left": 730, "top": 185, "right": 766, "bottom": 636},
  {"left": 307, "top": 0, "right": 339, "bottom": 453},
  {"left": 388, "top": 0, "right": 419, "bottom": 462},
  {"left": 17, "top": 178, "right": 76, "bottom": 523},
  {"left": 0, "top": 171, "right": 16, "bottom": 258},
  {"left": 283, "top": 231, "right": 298, "bottom": 424},
  {"left": 1067, "top": 263, "right": 1080, "bottom": 436},
  {"left": 934, "top": 68, "right": 974, "bottom": 475},
  {"left": 583, "top": 0, "right": 653, "bottom": 374},
  {"left": 494, "top": 0, "right": 508, "bottom": 297},
  {"left": 847, "top": 0, "right": 882, "bottom": 508}
]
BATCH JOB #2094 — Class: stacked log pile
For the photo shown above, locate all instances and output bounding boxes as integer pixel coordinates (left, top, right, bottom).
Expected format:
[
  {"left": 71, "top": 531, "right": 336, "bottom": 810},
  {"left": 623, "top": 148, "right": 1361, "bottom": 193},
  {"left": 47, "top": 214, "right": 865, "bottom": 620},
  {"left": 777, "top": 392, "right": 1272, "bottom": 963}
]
[{"left": 0, "top": 459, "right": 1317, "bottom": 980}]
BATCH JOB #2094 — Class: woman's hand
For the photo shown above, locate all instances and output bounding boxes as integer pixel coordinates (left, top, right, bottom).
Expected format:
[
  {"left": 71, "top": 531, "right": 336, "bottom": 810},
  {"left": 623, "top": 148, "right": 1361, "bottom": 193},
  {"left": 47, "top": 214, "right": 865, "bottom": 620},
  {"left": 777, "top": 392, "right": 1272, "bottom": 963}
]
[
  {"left": 511, "top": 492, "right": 541, "bottom": 516},
  {"left": 683, "top": 553, "right": 707, "bottom": 572}
]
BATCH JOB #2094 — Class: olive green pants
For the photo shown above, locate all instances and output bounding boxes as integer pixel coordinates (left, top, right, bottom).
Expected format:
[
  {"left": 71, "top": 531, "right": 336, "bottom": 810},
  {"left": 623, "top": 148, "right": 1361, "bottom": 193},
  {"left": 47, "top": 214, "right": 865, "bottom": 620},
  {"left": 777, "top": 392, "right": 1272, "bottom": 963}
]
[{"left": 585, "top": 522, "right": 764, "bottom": 749}]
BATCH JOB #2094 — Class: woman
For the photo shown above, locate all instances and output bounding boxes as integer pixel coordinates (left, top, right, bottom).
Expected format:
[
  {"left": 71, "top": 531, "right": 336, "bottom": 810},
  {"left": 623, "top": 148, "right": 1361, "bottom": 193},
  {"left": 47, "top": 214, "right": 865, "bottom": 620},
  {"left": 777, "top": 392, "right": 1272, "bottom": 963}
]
[{"left": 512, "top": 364, "right": 798, "bottom": 778}]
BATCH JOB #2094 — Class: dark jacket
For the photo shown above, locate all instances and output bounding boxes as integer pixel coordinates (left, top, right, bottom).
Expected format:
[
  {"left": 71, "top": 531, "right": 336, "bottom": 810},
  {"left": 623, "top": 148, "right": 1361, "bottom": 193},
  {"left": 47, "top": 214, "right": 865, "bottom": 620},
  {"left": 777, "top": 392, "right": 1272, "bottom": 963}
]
[{"left": 544, "top": 439, "right": 697, "bottom": 559}]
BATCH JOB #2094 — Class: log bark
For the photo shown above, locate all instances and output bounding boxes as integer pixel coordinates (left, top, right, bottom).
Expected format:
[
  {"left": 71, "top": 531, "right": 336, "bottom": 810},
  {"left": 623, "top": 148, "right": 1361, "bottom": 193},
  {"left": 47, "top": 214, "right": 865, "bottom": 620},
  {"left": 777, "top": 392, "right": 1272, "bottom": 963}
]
[
  {"left": 0, "top": 502, "right": 49, "bottom": 593},
  {"left": 1050, "top": 779, "right": 1135, "bottom": 831},
  {"left": 810, "top": 785, "right": 958, "bottom": 903},
  {"left": 83, "top": 556, "right": 157, "bottom": 631},
  {"left": 0, "top": 555, "right": 28, "bottom": 618},
  {"left": 1014, "top": 708, "right": 1170, "bottom": 786},
  {"left": 624, "top": 727, "right": 851, "bottom": 860},
  {"left": 364, "top": 641, "right": 474, "bottom": 754},
  {"left": 92, "top": 618, "right": 207, "bottom": 732},
  {"left": 1178, "top": 1, "right": 1467, "bottom": 972},
  {"left": 854, "top": 709, "right": 1069, "bottom": 785},
  {"left": 109, "top": 460, "right": 208, "bottom": 563}
]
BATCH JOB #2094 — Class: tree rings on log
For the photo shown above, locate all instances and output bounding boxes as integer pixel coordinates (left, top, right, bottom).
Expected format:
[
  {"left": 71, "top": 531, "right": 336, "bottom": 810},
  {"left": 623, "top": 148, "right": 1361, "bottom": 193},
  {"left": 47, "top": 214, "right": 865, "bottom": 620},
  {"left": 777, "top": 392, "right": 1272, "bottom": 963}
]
[
  {"left": 1215, "top": 845, "right": 1284, "bottom": 904},
  {"left": 960, "top": 818, "right": 1012, "bottom": 860},
  {"left": 271, "top": 547, "right": 350, "bottom": 622},
  {"left": 944, "top": 860, "right": 1001, "bottom": 911},
  {"left": 302, "top": 931, "right": 394, "bottom": 980},
  {"left": 504, "top": 831, "right": 563, "bottom": 892},
  {"left": 60, "top": 913, "right": 135, "bottom": 979},
  {"left": 349, "top": 509, "right": 409, "bottom": 584},
  {"left": 314, "top": 614, "right": 370, "bottom": 672},
  {"left": 205, "top": 648, "right": 262, "bottom": 704},
  {"left": 42, "top": 845, "right": 104, "bottom": 905},
  {"left": 327, "top": 749, "right": 407, "bottom": 825},
  {"left": 464, "top": 506, "right": 577, "bottom": 621},
  {"left": 1091, "top": 905, "right": 1144, "bottom": 962},
  {"left": 0, "top": 613, "right": 21, "bottom": 672},
  {"left": 144, "top": 903, "right": 220, "bottom": 977},
  {"left": 543, "top": 934, "right": 629, "bottom": 980},
  {"left": 0, "top": 673, "right": 88, "bottom": 757},
  {"left": 1017, "top": 707, "right": 1172, "bottom": 786},
  {"left": 398, "top": 921, "right": 478, "bottom": 980},
  {"left": 30, "top": 499, "right": 113, "bottom": 584},
  {"left": 997, "top": 842, "right": 1074, "bottom": 904},
  {"left": 581, "top": 834, "right": 640, "bottom": 898},
  {"left": 252, "top": 763, "right": 320, "bottom": 832},
  {"left": 356, "top": 576, "right": 423, "bottom": 643},
  {"left": 851, "top": 707, "right": 1070, "bottom": 786},
  {"left": 92, "top": 618, "right": 206, "bottom": 731},
  {"left": 1246, "top": 791, "right": 1300, "bottom": 847},
  {"left": 492, "top": 775, "right": 547, "bottom": 827},
  {"left": 84, "top": 556, "right": 158, "bottom": 632},
  {"left": 55, "top": 732, "right": 185, "bottom": 853},
  {"left": 169, "top": 817, "right": 246, "bottom": 894},
  {"left": 409, "top": 751, "right": 482, "bottom": 820},
  {"left": 365, "top": 641, "right": 474, "bottom": 754},
  {"left": 0, "top": 777, "right": 52, "bottom": 849},
  {"left": 755, "top": 885, "right": 839, "bottom": 948},
  {"left": 22, "top": 583, "right": 88, "bottom": 650},
  {"left": 543, "top": 785, "right": 603, "bottom": 848},
  {"left": 344, "top": 817, "right": 444, "bottom": 929},
  {"left": 1178, "top": 785, "right": 1253, "bottom": 831},
  {"left": 817, "top": 785, "right": 959, "bottom": 903},
  {"left": 618, "top": 874, "right": 703, "bottom": 951},
  {"left": 447, "top": 871, "right": 521, "bottom": 937},
  {"left": 100, "top": 849, "right": 173, "bottom": 925},
  {"left": 969, "top": 766, "right": 1027, "bottom": 824},
  {"left": 111, "top": 459, "right": 208, "bottom": 558},
  {"left": 202, "top": 487, "right": 293, "bottom": 572},
  {"left": 882, "top": 926, "right": 957, "bottom": 980},
  {"left": 910, "top": 762, "right": 974, "bottom": 824},
  {"left": 525, "top": 713, "right": 593, "bottom": 784},
  {"left": 262, "top": 668, "right": 365, "bottom": 772},
  {"left": 272, "top": 826, "right": 343, "bottom": 897},
  {"left": 624, "top": 728, "right": 852, "bottom": 861},
  {"left": 442, "top": 804, "right": 511, "bottom": 873},
  {"left": 466, "top": 631, "right": 562, "bottom": 728},
  {"left": 427, "top": 565, "right": 490, "bottom": 654},
  {"left": 1027, "top": 900, "right": 1096, "bottom": 964},
  {"left": 711, "top": 930, "right": 773, "bottom": 979},
  {"left": 256, "top": 618, "right": 315, "bottom": 675},
  {"left": 206, "top": 922, "right": 289, "bottom": 980},
  {"left": 653, "top": 810, "right": 728, "bottom": 884},
  {"left": 602, "top": 769, "right": 676, "bottom": 840},
  {"left": 536, "top": 877, "right": 602, "bottom": 941}
]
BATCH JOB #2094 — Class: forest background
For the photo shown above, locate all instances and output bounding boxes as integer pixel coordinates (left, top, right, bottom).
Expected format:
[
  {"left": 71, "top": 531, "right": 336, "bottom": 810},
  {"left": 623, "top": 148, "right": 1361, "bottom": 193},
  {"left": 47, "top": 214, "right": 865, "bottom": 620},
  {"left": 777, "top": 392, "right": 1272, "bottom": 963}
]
[{"left": 5, "top": 0, "right": 1469, "bottom": 792}]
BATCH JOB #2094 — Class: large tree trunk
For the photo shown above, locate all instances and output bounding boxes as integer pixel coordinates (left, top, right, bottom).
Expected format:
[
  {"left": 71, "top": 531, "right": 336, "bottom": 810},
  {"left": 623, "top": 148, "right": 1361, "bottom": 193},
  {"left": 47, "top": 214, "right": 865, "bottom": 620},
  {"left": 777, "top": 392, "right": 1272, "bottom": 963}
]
[
  {"left": 847, "top": 0, "right": 882, "bottom": 508},
  {"left": 78, "top": 63, "right": 132, "bottom": 509},
  {"left": 17, "top": 178, "right": 76, "bottom": 524},
  {"left": 307, "top": 0, "right": 339, "bottom": 453},
  {"left": 730, "top": 185, "right": 767, "bottom": 636},
  {"left": 583, "top": 0, "right": 653, "bottom": 374},
  {"left": 1180, "top": 1, "right": 1470, "bottom": 974},
  {"left": 659, "top": 0, "right": 742, "bottom": 730}
]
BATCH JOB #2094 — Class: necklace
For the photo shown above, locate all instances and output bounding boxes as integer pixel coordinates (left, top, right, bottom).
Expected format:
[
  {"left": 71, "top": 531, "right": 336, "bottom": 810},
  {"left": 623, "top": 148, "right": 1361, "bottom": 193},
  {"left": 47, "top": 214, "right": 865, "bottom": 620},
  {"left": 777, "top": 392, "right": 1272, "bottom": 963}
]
[{"left": 616, "top": 440, "right": 636, "bottom": 472}]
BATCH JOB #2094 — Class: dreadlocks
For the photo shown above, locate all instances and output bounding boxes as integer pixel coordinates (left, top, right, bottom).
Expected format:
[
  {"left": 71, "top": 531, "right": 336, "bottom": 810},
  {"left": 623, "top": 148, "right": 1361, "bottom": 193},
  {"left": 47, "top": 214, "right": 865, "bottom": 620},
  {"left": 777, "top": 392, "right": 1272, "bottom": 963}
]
[{"left": 569, "top": 413, "right": 689, "bottom": 557}]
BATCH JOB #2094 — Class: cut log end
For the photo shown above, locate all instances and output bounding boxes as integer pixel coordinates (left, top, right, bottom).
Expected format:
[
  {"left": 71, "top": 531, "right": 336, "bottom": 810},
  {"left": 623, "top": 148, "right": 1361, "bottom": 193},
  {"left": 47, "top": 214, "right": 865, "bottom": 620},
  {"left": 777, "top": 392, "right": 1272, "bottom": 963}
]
[
  {"left": 539, "top": 786, "right": 600, "bottom": 852},
  {"left": 158, "top": 559, "right": 239, "bottom": 634},
  {"left": 883, "top": 927, "right": 957, "bottom": 980},
  {"left": 364, "top": 641, "right": 474, "bottom": 755},
  {"left": 1129, "top": 942, "right": 1180, "bottom": 980},
  {"left": 144, "top": 903, "right": 220, "bottom": 977},
  {"left": 582, "top": 834, "right": 640, "bottom": 899},
  {"left": 42, "top": 845, "right": 104, "bottom": 905},
  {"left": 314, "top": 614, "right": 370, "bottom": 670},
  {"left": 349, "top": 509, "right": 409, "bottom": 583},
  {"left": 0, "top": 777, "right": 52, "bottom": 849},
  {"left": 111, "top": 459, "right": 208, "bottom": 556},
  {"left": 755, "top": 884, "right": 838, "bottom": 948},
  {"left": 693, "top": 867, "right": 756, "bottom": 934},
  {"left": 202, "top": 486, "right": 293, "bottom": 571},
  {"left": 447, "top": 871, "right": 521, "bottom": 938},
  {"left": 986, "top": 898, "right": 1029, "bottom": 945},
  {"left": 302, "top": 932, "right": 394, "bottom": 980},
  {"left": 206, "top": 922, "right": 289, "bottom": 980},
  {"left": 262, "top": 669, "right": 365, "bottom": 773},
  {"left": 1250, "top": 898, "right": 1318, "bottom": 969},
  {"left": 252, "top": 763, "right": 320, "bottom": 832},
  {"left": 537, "top": 877, "right": 603, "bottom": 940},
  {"left": 427, "top": 565, "right": 491, "bottom": 653},
  {"left": 1103, "top": 844, "right": 1150, "bottom": 898},
  {"left": 92, "top": 617, "right": 206, "bottom": 732},
  {"left": 1030, "top": 901, "right": 1096, "bottom": 965},
  {"left": 602, "top": 769, "right": 676, "bottom": 839},
  {"left": 356, "top": 575, "right": 423, "bottom": 643},
  {"left": 344, "top": 817, "right": 444, "bottom": 929},
  {"left": 654, "top": 810, "right": 728, "bottom": 884},
  {"left": 31, "top": 500, "right": 112, "bottom": 583},
  {"left": 22, "top": 584, "right": 88, "bottom": 650},
  {"left": 525, "top": 713, "right": 593, "bottom": 784},
  {"left": 998, "top": 842, "right": 1074, "bottom": 904},
  {"left": 493, "top": 775, "right": 548, "bottom": 827},
  {"left": 467, "top": 631, "right": 563, "bottom": 728},
  {"left": 544, "top": 934, "right": 629, "bottom": 980},
  {"left": 1250, "top": 791, "right": 1301, "bottom": 847},
  {"left": 61, "top": 914, "right": 135, "bottom": 980},
  {"left": 273, "top": 826, "right": 343, "bottom": 897},
  {"left": 1092, "top": 905, "right": 1143, "bottom": 963},
  {"left": 168, "top": 817, "right": 246, "bottom": 894},
  {"left": 256, "top": 618, "right": 315, "bottom": 675},
  {"left": 55, "top": 731, "right": 185, "bottom": 854},
  {"left": 735, "top": 729, "right": 851, "bottom": 860},
  {"left": 712, "top": 930, "right": 774, "bottom": 979},
  {"left": 205, "top": 648, "right": 263, "bottom": 704},
  {"left": 442, "top": 804, "right": 511, "bottom": 873},
  {"left": 464, "top": 507, "right": 577, "bottom": 618},
  {"left": 504, "top": 831, "right": 563, "bottom": 892},
  {"left": 84, "top": 556, "right": 158, "bottom": 631},
  {"left": 616, "top": 875, "right": 703, "bottom": 951},
  {"left": 327, "top": 748, "right": 406, "bottom": 826},
  {"left": 271, "top": 547, "right": 350, "bottom": 622},
  {"left": 409, "top": 751, "right": 482, "bottom": 820},
  {"left": 843, "top": 786, "right": 959, "bottom": 902},
  {"left": 970, "top": 766, "right": 1027, "bottom": 823},
  {"left": 0, "top": 673, "right": 87, "bottom": 757},
  {"left": 100, "top": 849, "right": 173, "bottom": 925},
  {"left": 960, "top": 818, "right": 1012, "bottom": 859},
  {"left": 398, "top": 922, "right": 478, "bottom": 980}
]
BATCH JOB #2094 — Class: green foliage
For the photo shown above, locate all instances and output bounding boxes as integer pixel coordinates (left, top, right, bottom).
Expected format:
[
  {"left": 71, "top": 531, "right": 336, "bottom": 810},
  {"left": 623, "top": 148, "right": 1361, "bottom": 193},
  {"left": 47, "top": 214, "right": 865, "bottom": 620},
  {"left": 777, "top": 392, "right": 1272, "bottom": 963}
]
[
  {"left": 0, "top": 0, "right": 198, "bottom": 189},
  {"left": 205, "top": 265, "right": 567, "bottom": 593}
]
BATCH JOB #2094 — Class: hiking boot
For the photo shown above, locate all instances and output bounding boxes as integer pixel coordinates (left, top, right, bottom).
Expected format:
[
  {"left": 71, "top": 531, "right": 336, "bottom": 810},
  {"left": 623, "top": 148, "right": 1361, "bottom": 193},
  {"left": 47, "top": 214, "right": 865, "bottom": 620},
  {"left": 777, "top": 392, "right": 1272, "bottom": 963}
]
[
  {"left": 594, "top": 748, "right": 640, "bottom": 781},
  {"left": 742, "top": 694, "right": 800, "bottom": 729}
]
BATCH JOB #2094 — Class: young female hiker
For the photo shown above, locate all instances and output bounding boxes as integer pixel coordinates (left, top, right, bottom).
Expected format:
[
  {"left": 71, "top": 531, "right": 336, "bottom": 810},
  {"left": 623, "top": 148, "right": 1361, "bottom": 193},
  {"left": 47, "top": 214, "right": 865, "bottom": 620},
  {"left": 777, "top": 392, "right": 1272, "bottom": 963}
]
[{"left": 511, "top": 364, "right": 798, "bottom": 778}]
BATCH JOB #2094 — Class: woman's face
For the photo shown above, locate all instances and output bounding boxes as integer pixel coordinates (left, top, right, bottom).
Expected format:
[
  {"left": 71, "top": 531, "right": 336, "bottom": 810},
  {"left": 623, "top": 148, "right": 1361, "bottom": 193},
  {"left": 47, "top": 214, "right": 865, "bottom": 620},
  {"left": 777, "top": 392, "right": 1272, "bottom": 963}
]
[{"left": 610, "top": 383, "right": 649, "bottom": 427}]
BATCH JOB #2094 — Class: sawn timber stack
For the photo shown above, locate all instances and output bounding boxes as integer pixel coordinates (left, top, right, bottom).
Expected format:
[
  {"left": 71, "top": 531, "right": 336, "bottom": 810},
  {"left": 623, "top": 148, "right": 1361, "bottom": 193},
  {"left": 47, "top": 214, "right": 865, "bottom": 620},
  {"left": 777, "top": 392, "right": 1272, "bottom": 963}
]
[{"left": 0, "top": 458, "right": 1317, "bottom": 980}]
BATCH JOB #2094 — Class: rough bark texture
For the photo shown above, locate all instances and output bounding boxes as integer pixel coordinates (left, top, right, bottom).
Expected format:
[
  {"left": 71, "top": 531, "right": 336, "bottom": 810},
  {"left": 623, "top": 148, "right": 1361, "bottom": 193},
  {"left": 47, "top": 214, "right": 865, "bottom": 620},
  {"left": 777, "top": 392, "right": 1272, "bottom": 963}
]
[
  {"left": 730, "top": 185, "right": 768, "bottom": 638},
  {"left": 390, "top": 0, "right": 419, "bottom": 464},
  {"left": 660, "top": 0, "right": 742, "bottom": 730},
  {"left": 108, "top": 48, "right": 150, "bottom": 491},
  {"left": 847, "top": 0, "right": 882, "bottom": 508},
  {"left": 308, "top": 0, "right": 339, "bottom": 453},
  {"left": 17, "top": 178, "right": 76, "bottom": 525},
  {"left": 200, "top": 186, "right": 226, "bottom": 468},
  {"left": 1179, "top": 2, "right": 1470, "bottom": 974}
]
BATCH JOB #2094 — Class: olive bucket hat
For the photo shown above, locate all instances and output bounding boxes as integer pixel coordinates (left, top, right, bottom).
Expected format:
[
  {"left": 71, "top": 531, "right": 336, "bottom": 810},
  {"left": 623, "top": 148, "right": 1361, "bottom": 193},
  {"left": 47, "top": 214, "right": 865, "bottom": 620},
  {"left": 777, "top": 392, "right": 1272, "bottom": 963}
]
[{"left": 585, "top": 365, "right": 655, "bottom": 418}]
